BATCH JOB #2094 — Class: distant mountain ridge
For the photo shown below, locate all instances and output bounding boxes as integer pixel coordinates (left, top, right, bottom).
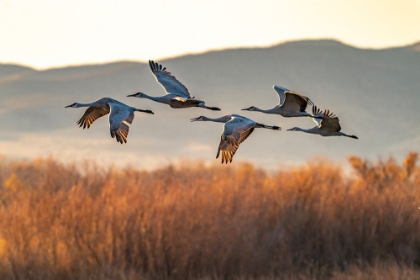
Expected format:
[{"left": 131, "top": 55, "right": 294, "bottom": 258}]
[
  {"left": 0, "top": 64, "right": 34, "bottom": 76},
  {"left": 1, "top": 39, "right": 419, "bottom": 168},
  {"left": 3, "top": 39, "right": 420, "bottom": 71},
  {"left": 407, "top": 41, "right": 420, "bottom": 51}
]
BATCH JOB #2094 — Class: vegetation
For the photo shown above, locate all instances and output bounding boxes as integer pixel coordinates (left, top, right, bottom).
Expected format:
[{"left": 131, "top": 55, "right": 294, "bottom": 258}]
[{"left": 0, "top": 153, "right": 419, "bottom": 279}]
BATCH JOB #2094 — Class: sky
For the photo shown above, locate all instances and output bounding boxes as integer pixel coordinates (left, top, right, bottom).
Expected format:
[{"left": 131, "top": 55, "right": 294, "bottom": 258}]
[{"left": 1, "top": 0, "right": 420, "bottom": 69}]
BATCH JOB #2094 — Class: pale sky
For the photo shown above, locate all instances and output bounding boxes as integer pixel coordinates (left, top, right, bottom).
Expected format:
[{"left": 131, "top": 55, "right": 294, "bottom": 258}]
[{"left": 1, "top": 0, "right": 419, "bottom": 69}]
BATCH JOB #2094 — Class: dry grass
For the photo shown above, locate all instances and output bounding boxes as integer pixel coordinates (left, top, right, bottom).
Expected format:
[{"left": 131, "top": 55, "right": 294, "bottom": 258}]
[{"left": 0, "top": 153, "right": 419, "bottom": 279}]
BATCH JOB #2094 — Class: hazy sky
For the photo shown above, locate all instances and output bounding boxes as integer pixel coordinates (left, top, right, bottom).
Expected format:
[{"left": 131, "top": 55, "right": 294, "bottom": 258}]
[{"left": 1, "top": 0, "right": 419, "bottom": 69}]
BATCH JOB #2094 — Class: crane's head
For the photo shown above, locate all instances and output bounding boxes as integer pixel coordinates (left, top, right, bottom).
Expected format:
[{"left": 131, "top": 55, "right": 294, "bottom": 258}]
[
  {"left": 65, "top": 102, "right": 77, "bottom": 108},
  {"left": 127, "top": 92, "right": 146, "bottom": 98},
  {"left": 241, "top": 106, "right": 256, "bottom": 111},
  {"left": 190, "top": 116, "right": 205, "bottom": 122}
]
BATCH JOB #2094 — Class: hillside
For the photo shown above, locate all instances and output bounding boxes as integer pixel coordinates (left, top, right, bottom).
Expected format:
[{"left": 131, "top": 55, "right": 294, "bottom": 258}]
[{"left": 0, "top": 39, "right": 419, "bottom": 168}]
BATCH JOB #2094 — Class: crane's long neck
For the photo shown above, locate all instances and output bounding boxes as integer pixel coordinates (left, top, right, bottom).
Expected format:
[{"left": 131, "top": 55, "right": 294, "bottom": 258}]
[
  {"left": 201, "top": 115, "right": 232, "bottom": 123},
  {"left": 251, "top": 106, "right": 279, "bottom": 114},
  {"left": 141, "top": 93, "right": 168, "bottom": 104},
  {"left": 294, "top": 127, "right": 319, "bottom": 134},
  {"left": 74, "top": 102, "right": 95, "bottom": 108}
]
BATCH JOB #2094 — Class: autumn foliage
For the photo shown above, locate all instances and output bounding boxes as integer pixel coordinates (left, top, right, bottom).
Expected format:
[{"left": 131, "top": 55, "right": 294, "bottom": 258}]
[{"left": 0, "top": 153, "right": 419, "bottom": 279}]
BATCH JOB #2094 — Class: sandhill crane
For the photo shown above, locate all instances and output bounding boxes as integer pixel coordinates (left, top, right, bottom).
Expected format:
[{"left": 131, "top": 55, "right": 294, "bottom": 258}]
[
  {"left": 65, "top": 97, "right": 154, "bottom": 144},
  {"left": 287, "top": 106, "right": 358, "bottom": 139},
  {"left": 242, "top": 85, "right": 320, "bottom": 118},
  {"left": 190, "top": 114, "right": 281, "bottom": 164},
  {"left": 128, "top": 60, "right": 221, "bottom": 111}
]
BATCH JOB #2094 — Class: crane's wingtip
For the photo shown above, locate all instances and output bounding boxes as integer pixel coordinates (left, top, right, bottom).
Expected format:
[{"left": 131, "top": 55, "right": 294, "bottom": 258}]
[{"left": 273, "top": 85, "right": 288, "bottom": 92}]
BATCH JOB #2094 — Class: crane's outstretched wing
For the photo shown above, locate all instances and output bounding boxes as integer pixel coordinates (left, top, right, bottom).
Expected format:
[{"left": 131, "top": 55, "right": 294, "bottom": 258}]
[
  {"left": 108, "top": 103, "right": 135, "bottom": 144},
  {"left": 319, "top": 108, "right": 341, "bottom": 132},
  {"left": 312, "top": 105, "right": 323, "bottom": 127},
  {"left": 149, "top": 60, "right": 191, "bottom": 99},
  {"left": 273, "top": 85, "right": 313, "bottom": 112},
  {"left": 283, "top": 92, "right": 313, "bottom": 112},
  {"left": 172, "top": 96, "right": 189, "bottom": 102},
  {"left": 76, "top": 106, "right": 110, "bottom": 129},
  {"left": 273, "top": 85, "right": 287, "bottom": 105},
  {"left": 216, "top": 117, "right": 256, "bottom": 164}
]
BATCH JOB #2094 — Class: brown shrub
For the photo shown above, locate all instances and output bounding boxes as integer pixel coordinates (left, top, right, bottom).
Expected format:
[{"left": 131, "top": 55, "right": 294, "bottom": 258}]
[{"left": 0, "top": 153, "right": 419, "bottom": 279}]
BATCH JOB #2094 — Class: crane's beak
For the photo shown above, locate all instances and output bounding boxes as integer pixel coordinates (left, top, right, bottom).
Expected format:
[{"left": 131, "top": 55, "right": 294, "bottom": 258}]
[
  {"left": 190, "top": 117, "right": 200, "bottom": 122},
  {"left": 127, "top": 93, "right": 137, "bottom": 97},
  {"left": 65, "top": 104, "right": 73, "bottom": 108}
]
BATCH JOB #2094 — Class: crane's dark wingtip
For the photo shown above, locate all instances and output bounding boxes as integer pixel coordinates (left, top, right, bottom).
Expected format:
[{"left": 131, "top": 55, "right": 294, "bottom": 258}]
[{"left": 149, "top": 60, "right": 156, "bottom": 71}]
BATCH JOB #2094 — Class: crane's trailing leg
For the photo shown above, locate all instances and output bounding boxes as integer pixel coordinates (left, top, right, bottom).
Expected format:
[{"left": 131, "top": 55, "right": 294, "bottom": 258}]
[
  {"left": 257, "top": 124, "right": 281, "bottom": 130},
  {"left": 198, "top": 102, "right": 221, "bottom": 111}
]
